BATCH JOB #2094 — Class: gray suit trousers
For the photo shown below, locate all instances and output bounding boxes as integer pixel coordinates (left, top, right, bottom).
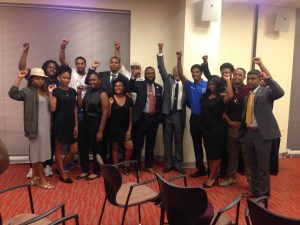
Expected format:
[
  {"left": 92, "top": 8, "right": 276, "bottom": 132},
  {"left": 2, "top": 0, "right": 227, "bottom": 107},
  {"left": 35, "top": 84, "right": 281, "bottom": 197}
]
[
  {"left": 242, "top": 129, "right": 272, "bottom": 196},
  {"left": 163, "top": 111, "right": 184, "bottom": 169}
]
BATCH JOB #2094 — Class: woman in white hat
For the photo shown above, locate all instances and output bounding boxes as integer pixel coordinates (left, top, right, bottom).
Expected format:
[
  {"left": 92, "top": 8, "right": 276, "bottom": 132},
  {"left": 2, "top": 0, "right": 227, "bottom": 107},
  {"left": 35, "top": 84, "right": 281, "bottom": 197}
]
[{"left": 8, "top": 68, "right": 53, "bottom": 189}]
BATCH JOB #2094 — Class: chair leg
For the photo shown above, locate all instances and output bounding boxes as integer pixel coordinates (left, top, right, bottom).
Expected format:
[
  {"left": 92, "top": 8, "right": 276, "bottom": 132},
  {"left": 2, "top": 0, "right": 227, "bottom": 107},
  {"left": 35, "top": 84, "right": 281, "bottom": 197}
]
[
  {"left": 98, "top": 196, "right": 107, "bottom": 225},
  {"left": 121, "top": 206, "right": 129, "bottom": 225},
  {"left": 138, "top": 204, "right": 141, "bottom": 224},
  {"left": 138, "top": 205, "right": 141, "bottom": 224},
  {"left": 160, "top": 204, "right": 164, "bottom": 225}
]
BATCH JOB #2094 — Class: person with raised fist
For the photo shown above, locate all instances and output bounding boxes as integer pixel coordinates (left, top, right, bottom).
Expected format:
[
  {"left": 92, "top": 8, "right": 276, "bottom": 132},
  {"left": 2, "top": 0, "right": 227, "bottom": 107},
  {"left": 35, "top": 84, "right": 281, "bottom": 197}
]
[
  {"left": 176, "top": 51, "right": 208, "bottom": 178},
  {"left": 240, "top": 57, "right": 284, "bottom": 198},
  {"left": 9, "top": 68, "right": 53, "bottom": 189},
  {"left": 157, "top": 43, "right": 187, "bottom": 174}
]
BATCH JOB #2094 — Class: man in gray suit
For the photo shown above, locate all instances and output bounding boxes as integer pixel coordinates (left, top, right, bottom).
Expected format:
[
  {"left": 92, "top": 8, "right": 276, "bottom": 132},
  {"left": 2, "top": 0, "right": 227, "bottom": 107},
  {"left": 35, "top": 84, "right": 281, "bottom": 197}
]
[
  {"left": 241, "top": 57, "right": 284, "bottom": 198},
  {"left": 157, "top": 43, "right": 187, "bottom": 174}
]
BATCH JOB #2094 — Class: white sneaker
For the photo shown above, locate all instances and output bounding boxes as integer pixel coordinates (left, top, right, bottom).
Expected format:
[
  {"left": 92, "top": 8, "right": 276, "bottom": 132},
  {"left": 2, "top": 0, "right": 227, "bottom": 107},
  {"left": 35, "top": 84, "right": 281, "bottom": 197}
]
[
  {"left": 27, "top": 168, "right": 33, "bottom": 179},
  {"left": 44, "top": 165, "right": 53, "bottom": 177}
]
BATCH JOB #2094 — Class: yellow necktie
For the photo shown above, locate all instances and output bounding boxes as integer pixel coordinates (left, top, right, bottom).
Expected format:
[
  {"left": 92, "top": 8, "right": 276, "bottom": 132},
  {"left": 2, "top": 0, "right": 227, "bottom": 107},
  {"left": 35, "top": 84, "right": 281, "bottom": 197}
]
[{"left": 246, "top": 91, "right": 254, "bottom": 126}]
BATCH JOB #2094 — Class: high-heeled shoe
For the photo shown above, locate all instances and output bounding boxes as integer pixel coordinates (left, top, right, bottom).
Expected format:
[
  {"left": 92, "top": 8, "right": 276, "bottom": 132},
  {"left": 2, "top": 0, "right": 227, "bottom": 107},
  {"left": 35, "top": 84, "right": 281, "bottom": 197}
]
[
  {"left": 30, "top": 176, "right": 40, "bottom": 186},
  {"left": 202, "top": 177, "right": 218, "bottom": 188},
  {"left": 38, "top": 182, "right": 54, "bottom": 189}
]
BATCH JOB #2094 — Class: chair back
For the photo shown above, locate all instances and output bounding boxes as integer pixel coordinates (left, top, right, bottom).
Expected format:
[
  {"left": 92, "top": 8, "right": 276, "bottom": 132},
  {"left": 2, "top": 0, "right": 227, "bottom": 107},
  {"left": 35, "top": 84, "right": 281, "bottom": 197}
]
[
  {"left": 247, "top": 198, "right": 300, "bottom": 225},
  {"left": 96, "top": 154, "right": 122, "bottom": 206},
  {"left": 156, "top": 173, "right": 212, "bottom": 225}
]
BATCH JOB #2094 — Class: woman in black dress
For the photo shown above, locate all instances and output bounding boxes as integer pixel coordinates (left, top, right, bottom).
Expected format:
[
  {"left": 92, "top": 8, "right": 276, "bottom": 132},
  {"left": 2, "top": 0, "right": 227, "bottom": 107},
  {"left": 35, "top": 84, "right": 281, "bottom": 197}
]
[
  {"left": 76, "top": 72, "right": 109, "bottom": 180},
  {"left": 201, "top": 75, "right": 233, "bottom": 188},
  {"left": 108, "top": 79, "right": 133, "bottom": 173},
  {"left": 49, "top": 65, "right": 78, "bottom": 183}
]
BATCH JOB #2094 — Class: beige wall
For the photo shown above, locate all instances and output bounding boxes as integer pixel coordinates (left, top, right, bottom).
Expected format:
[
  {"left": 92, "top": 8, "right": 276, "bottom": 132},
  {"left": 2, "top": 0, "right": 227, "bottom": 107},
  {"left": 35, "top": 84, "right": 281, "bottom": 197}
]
[
  {"left": 0, "top": 0, "right": 296, "bottom": 163},
  {"left": 220, "top": 3, "right": 295, "bottom": 154},
  {"left": 256, "top": 5, "right": 295, "bottom": 153}
]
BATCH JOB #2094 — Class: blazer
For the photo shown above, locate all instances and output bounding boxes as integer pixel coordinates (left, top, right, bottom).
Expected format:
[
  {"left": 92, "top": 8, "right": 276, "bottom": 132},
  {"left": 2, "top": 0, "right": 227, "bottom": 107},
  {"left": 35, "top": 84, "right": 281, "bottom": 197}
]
[
  {"left": 240, "top": 78, "right": 284, "bottom": 140},
  {"left": 127, "top": 78, "right": 163, "bottom": 123},
  {"left": 157, "top": 55, "right": 187, "bottom": 127},
  {"left": 85, "top": 69, "right": 129, "bottom": 96}
]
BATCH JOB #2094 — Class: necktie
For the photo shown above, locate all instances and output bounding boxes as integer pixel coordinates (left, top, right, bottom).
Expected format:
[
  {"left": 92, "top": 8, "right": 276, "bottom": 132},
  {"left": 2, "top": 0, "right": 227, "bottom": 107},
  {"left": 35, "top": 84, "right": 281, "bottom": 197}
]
[
  {"left": 149, "top": 84, "right": 155, "bottom": 115},
  {"left": 111, "top": 74, "right": 117, "bottom": 84},
  {"left": 172, "top": 82, "right": 179, "bottom": 112},
  {"left": 246, "top": 91, "right": 254, "bottom": 126}
]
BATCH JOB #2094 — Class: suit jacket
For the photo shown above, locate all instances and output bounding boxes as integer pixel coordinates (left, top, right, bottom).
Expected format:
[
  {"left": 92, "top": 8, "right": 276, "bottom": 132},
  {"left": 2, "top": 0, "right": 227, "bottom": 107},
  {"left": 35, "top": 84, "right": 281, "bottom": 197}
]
[
  {"left": 128, "top": 78, "right": 163, "bottom": 123},
  {"left": 240, "top": 78, "right": 284, "bottom": 140},
  {"left": 157, "top": 55, "right": 187, "bottom": 127},
  {"left": 85, "top": 69, "right": 129, "bottom": 96}
]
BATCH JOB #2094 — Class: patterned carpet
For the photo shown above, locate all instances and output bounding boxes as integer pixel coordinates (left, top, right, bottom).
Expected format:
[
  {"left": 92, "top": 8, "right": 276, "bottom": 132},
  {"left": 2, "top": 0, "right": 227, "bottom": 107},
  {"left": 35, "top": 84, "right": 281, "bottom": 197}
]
[{"left": 1, "top": 158, "right": 300, "bottom": 225}]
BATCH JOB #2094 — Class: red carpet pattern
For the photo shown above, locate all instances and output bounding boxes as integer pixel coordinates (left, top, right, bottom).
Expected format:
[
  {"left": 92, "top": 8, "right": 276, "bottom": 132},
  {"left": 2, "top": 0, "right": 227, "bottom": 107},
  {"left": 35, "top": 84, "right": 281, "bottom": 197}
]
[{"left": 1, "top": 158, "right": 300, "bottom": 225}]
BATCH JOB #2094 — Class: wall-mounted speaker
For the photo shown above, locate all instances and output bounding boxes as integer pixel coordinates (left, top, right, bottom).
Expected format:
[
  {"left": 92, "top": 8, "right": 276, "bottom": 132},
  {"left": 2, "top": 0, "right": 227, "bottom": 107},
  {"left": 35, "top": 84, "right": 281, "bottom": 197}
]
[
  {"left": 201, "top": 0, "right": 221, "bottom": 22},
  {"left": 274, "top": 9, "right": 291, "bottom": 32}
]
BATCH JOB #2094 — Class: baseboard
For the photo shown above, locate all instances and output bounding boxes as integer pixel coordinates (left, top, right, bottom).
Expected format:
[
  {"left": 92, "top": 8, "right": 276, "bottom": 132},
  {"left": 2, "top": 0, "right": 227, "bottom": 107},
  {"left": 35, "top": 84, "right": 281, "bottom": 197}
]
[
  {"left": 9, "top": 155, "right": 29, "bottom": 164},
  {"left": 8, "top": 153, "right": 292, "bottom": 165}
]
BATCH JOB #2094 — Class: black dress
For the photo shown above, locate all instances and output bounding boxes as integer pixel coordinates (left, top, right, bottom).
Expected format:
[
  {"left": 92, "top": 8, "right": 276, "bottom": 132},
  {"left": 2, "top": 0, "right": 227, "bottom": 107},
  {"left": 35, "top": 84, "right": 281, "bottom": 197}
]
[
  {"left": 201, "top": 95, "right": 227, "bottom": 160},
  {"left": 108, "top": 95, "right": 133, "bottom": 142},
  {"left": 53, "top": 87, "right": 77, "bottom": 144}
]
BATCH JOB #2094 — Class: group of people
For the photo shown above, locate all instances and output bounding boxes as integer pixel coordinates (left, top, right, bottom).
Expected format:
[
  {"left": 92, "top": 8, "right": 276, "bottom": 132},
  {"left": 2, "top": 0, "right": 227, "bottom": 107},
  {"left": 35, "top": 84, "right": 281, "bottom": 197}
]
[{"left": 9, "top": 39, "right": 284, "bottom": 199}]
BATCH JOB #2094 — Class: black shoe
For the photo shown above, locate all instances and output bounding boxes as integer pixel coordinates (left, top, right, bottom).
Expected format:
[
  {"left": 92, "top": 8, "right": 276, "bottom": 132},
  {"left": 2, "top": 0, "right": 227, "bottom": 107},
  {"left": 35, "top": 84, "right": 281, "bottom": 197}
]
[
  {"left": 202, "top": 179, "right": 217, "bottom": 188},
  {"left": 60, "top": 176, "right": 73, "bottom": 184},
  {"left": 174, "top": 167, "right": 186, "bottom": 174},
  {"left": 162, "top": 167, "right": 172, "bottom": 173},
  {"left": 190, "top": 170, "right": 207, "bottom": 178}
]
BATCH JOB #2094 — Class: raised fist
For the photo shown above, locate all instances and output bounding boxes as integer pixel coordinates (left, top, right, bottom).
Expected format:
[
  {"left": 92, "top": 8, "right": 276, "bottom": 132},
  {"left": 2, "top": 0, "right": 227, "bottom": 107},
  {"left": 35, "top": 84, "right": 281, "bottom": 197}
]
[
  {"left": 252, "top": 57, "right": 262, "bottom": 65},
  {"left": 176, "top": 51, "right": 182, "bottom": 59},
  {"left": 18, "top": 70, "right": 27, "bottom": 79},
  {"left": 109, "top": 97, "right": 114, "bottom": 105},
  {"left": 22, "top": 42, "right": 30, "bottom": 51},
  {"left": 202, "top": 55, "right": 208, "bottom": 64},
  {"left": 61, "top": 38, "right": 69, "bottom": 47},
  {"left": 92, "top": 60, "right": 100, "bottom": 69},
  {"left": 114, "top": 41, "right": 120, "bottom": 49},
  {"left": 77, "top": 85, "right": 83, "bottom": 95},
  {"left": 223, "top": 73, "right": 231, "bottom": 80},
  {"left": 48, "top": 84, "right": 56, "bottom": 93}
]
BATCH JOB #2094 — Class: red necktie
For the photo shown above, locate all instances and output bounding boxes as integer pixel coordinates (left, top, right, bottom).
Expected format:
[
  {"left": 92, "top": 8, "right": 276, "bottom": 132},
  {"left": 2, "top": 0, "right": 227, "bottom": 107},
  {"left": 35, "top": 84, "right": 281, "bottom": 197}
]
[{"left": 149, "top": 84, "right": 155, "bottom": 114}]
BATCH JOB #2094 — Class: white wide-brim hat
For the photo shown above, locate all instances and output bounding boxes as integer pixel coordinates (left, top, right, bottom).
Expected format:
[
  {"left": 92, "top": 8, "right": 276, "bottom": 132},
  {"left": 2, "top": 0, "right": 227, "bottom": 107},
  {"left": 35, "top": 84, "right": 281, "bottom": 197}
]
[{"left": 29, "top": 68, "right": 48, "bottom": 78}]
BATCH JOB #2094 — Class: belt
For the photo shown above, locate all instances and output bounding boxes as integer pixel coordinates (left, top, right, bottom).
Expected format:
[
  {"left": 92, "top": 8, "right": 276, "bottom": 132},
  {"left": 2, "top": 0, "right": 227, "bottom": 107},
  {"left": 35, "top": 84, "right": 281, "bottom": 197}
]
[
  {"left": 171, "top": 110, "right": 182, "bottom": 113},
  {"left": 247, "top": 126, "right": 258, "bottom": 131},
  {"left": 143, "top": 112, "right": 156, "bottom": 117}
]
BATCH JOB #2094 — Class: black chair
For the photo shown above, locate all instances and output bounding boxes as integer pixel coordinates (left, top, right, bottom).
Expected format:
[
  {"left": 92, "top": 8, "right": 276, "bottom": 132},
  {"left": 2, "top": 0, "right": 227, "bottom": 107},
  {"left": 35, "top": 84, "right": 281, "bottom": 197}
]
[
  {"left": 156, "top": 173, "right": 241, "bottom": 225},
  {"left": 245, "top": 197, "right": 300, "bottom": 225},
  {"left": 96, "top": 154, "right": 162, "bottom": 225},
  {"left": 0, "top": 184, "right": 76, "bottom": 225}
]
